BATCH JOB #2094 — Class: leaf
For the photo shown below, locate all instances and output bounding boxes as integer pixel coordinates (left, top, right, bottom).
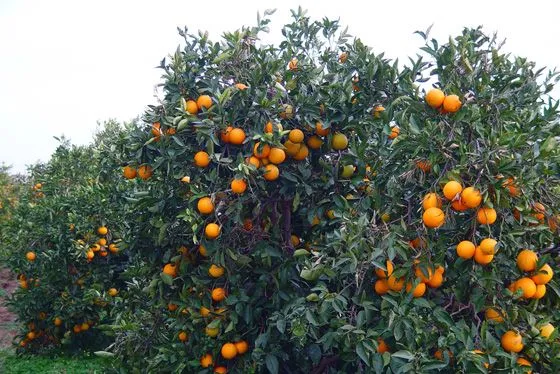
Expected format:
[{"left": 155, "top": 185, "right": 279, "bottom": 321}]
[
  {"left": 392, "top": 350, "right": 414, "bottom": 360},
  {"left": 94, "top": 351, "right": 115, "bottom": 357},
  {"left": 265, "top": 354, "right": 279, "bottom": 374},
  {"left": 356, "top": 341, "right": 370, "bottom": 364}
]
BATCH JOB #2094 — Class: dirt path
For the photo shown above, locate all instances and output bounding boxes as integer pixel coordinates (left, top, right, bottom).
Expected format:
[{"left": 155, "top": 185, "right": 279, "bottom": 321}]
[{"left": 0, "top": 268, "right": 17, "bottom": 348}]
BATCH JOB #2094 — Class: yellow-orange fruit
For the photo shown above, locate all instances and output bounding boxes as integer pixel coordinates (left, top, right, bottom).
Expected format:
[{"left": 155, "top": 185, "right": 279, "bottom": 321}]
[
  {"left": 443, "top": 181, "right": 463, "bottom": 201},
  {"left": 514, "top": 277, "right": 537, "bottom": 298},
  {"left": 425, "top": 89, "right": 445, "bottom": 108},
  {"left": 374, "top": 260, "right": 394, "bottom": 279},
  {"left": 423, "top": 207, "right": 445, "bottom": 228},
  {"left": 501, "top": 330, "right": 523, "bottom": 353},
  {"left": 231, "top": 179, "right": 247, "bottom": 194},
  {"left": 479, "top": 238, "right": 497, "bottom": 255},
  {"left": 532, "top": 264, "right": 553, "bottom": 285},
  {"left": 477, "top": 207, "right": 497, "bottom": 225},
  {"left": 422, "top": 193, "right": 442, "bottom": 210},
  {"left": 461, "top": 187, "right": 482, "bottom": 208},
  {"left": 442, "top": 94, "right": 462, "bottom": 113},
  {"left": 516, "top": 250, "right": 538, "bottom": 272},
  {"left": 456, "top": 241, "right": 476, "bottom": 259}
]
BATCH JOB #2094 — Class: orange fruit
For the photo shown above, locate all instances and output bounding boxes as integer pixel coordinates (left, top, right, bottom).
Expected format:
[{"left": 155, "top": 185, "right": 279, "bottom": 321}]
[
  {"left": 426, "top": 271, "right": 444, "bottom": 288},
  {"left": 228, "top": 128, "right": 246, "bottom": 145},
  {"left": 264, "top": 121, "right": 274, "bottom": 133},
  {"left": 194, "top": 151, "right": 210, "bottom": 167},
  {"left": 288, "top": 57, "right": 298, "bottom": 71},
  {"left": 456, "top": 241, "right": 476, "bottom": 259},
  {"left": 200, "top": 353, "right": 213, "bottom": 368},
  {"left": 473, "top": 246, "right": 493, "bottom": 265},
  {"left": 451, "top": 199, "right": 469, "bottom": 212},
  {"left": 231, "top": 179, "right": 247, "bottom": 194},
  {"left": 162, "top": 263, "right": 177, "bottom": 277},
  {"left": 442, "top": 94, "right": 462, "bottom": 113},
  {"left": 517, "top": 250, "right": 538, "bottom": 272},
  {"left": 443, "top": 181, "right": 463, "bottom": 201},
  {"left": 388, "top": 126, "right": 399, "bottom": 139},
  {"left": 540, "top": 323, "right": 555, "bottom": 339},
  {"left": 422, "top": 193, "right": 442, "bottom": 210},
  {"left": 289, "top": 129, "right": 304, "bottom": 143},
  {"left": 198, "top": 244, "right": 207, "bottom": 257},
  {"left": 375, "top": 260, "right": 394, "bottom": 279},
  {"left": 284, "top": 140, "right": 301, "bottom": 156},
  {"left": 205, "top": 223, "right": 221, "bottom": 239},
  {"left": 246, "top": 156, "right": 261, "bottom": 168},
  {"left": 485, "top": 308, "right": 504, "bottom": 323},
  {"left": 269, "top": 148, "right": 286, "bottom": 164},
  {"left": 263, "top": 164, "right": 280, "bottom": 181},
  {"left": 409, "top": 237, "right": 426, "bottom": 249},
  {"left": 532, "top": 202, "right": 546, "bottom": 222},
  {"left": 516, "top": 357, "right": 532, "bottom": 371},
  {"left": 214, "top": 367, "right": 227, "bottom": 374},
  {"left": 220, "top": 126, "right": 232, "bottom": 143},
  {"left": 461, "top": 187, "right": 482, "bottom": 208},
  {"left": 532, "top": 284, "right": 546, "bottom": 299},
  {"left": 205, "top": 326, "right": 219, "bottom": 338},
  {"left": 108, "top": 288, "right": 118, "bottom": 297},
  {"left": 501, "top": 330, "right": 523, "bottom": 353},
  {"left": 221, "top": 342, "right": 238, "bottom": 359},
  {"left": 479, "top": 238, "right": 497, "bottom": 255},
  {"left": 73, "top": 325, "right": 81, "bottom": 333},
  {"left": 197, "top": 95, "right": 212, "bottom": 110},
  {"left": 307, "top": 135, "right": 323, "bottom": 149},
  {"left": 253, "top": 142, "right": 271, "bottom": 159},
  {"left": 514, "top": 277, "right": 537, "bottom": 298},
  {"left": 425, "top": 88, "right": 445, "bottom": 108},
  {"left": 331, "top": 133, "right": 348, "bottom": 150},
  {"left": 315, "top": 122, "right": 330, "bottom": 136},
  {"left": 178, "top": 331, "right": 188, "bottom": 342},
  {"left": 97, "top": 238, "right": 107, "bottom": 246},
  {"left": 235, "top": 83, "right": 248, "bottom": 90},
  {"left": 477, "top": 207, "right": 497, "bottom": 225},
  {"left": 197, "top": 197, "right": 214, "bottom": 215},
  {"left": 290, "top": 235, "right": 300, "bottom": 247},
  {"left": 293, "top": 144, "right": 309, "bottom": 161},
  {"left": 97, "top": 226, "right": 108, "bottom": 236},
  {"left": 123, "top": 166, "right": 137, "bottom": 179},
  {"left": 212, "top": 287, "right": 226, "bottom": 302},
  {"left": 377, "top": 338, "right": 390, "bottom": 353},
  {"left": 374, "top": 279, "right": 390, "bottom": 295},
  {"left": 108, "top": 244, "right": 119, "bottom": 254},
  {"left": 208, "top": 264, "right": 225, "bottom": 278},
  {"left": 26, "top": 252, "right": 36, "bottom": 262},
  {"left": 168, "top": 303, "right": 178, "bottom": 311},
  {"left": 387, "top": 275, "right": 404, "bottom": 291},
  {"left": 414, "top": 264, "right": 434, "bottom": 283},
  {"left": 185, "top": 99, "right": 198, "bottom": 114},
  {"left": 339, "top": 52, "right": 348, "bottom": 63},
  {"left": 199, "top": 306, "right": 211, "bottom": 317},
  {"left": 416, "top": 160, "right": 431, "bottom": 172},
  {"left": 422, "top": 207, "right": 445, "bottom": 228},
  {"left": 137, "top": 165, "right": 153, "bottom": 179},
  {"left": 54, "top": 317, "right": 62, "bottom": 326},
  {"left": 234, "top": 340, "right": 249, "bottom": 355},
  {"left": 406, "top": 282, "right": 426, "bottom": 297},
  {"left": 532, "top": 264, "right": 553, "bottom": 285},
  {"left": 373, "top": 105, "right": 385, "bottom": 118}
]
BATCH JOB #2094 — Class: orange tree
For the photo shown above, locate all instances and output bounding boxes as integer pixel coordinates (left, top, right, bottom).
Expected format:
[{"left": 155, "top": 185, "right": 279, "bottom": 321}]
[
  {"left": 0, "top": 122, "right": 131, "bottom": 353},
  {"left": 111, "top": 10, "right": 559, "bottom": 373}
]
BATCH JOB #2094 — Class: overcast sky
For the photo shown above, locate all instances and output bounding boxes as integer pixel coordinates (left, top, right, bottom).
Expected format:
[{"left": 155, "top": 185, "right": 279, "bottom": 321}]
[{"left": 1, "top": 0, "right": 559, "bottom": 174}]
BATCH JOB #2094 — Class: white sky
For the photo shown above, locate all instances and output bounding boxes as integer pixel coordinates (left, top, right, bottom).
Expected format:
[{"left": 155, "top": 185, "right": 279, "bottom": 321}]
[{"left": 1, "top": 0, "right": 559, "bottom": 174}]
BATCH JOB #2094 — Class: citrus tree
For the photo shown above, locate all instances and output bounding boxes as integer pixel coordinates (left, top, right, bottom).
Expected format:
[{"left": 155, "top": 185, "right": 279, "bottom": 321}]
[
  {"left": 102, "top": 9, "right": 559, "bottom": 373},
  {"left": 0, "top": 122, "right": 132, "bottom": 353}
]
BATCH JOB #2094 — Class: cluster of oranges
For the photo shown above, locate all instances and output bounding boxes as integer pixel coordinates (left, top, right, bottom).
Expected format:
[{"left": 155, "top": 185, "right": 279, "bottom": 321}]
[
  {"left": 83, "top": 226, "right": 119, "bottom": 261},
  {"left": 199, "top": 341, "right": 249, "bottom": 372},
  {"left": 425, "top": 88, "right": 462, "bottom": 114},
  {"left": 373, "top": 259, "right": 444, "bottom": 299}
]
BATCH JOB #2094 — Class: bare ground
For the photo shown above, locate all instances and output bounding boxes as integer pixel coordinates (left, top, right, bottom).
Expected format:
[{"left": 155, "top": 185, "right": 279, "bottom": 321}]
[{"left": 0, "top": 268, "right": 17, "bottom": 348}]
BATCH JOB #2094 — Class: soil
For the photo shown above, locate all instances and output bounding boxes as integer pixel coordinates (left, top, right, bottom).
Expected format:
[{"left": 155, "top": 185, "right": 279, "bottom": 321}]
[{"left": 0, "top": 268, "right": 17, "bottom": 348}]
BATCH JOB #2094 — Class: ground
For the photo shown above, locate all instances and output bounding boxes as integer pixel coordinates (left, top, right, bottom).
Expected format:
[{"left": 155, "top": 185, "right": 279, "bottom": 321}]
[{"left": 0, "top": 268, "right": 17, "bottom": 348}]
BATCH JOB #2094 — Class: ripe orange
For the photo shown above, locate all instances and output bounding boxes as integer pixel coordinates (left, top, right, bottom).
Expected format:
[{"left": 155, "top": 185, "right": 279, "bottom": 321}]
[
  {"left": 220, "top": 126, "right": 232, "bottom": 143},
  {"left": 200, "top": 353, "right": 213, "bottom": 368},
  {"left": 123, "top": 166, "right": 137, "bottom": 179},
  {"left": 532, "top": 264, "right": 553, "bottom": 285},
  {"left": 315, "top": 122, "right": 330, "bottom": 136},
  {"left": 73, "top": 325, "right": 81, "bottom": 333},
  {"left": 231, "top": 179, "right": 247, "bottom": 194},
  {"left": 434, "top": 349, "right": 453, "bottom": 361},
  {"left": 97, "top": 238, "right": 107, "bottom": 246},
  {"left": 263, "top": 164, "right": 280, "bottom": 181},
  {"left": 442, "top": 94, "right": 462, "bottom": 113},
  {"left": 307, "top": 135, "right": 323, "bottom": 149},
  {"left": 228, "top": 128, "right": 246, "bottom": 145},
  {"left": 409, "top": 237, "right": 426, "bottom": 249},
  {"left": 406, "top": 282, "right": 426, "bottom": 297},
  {"left": 533, "top": 284, "right": 546, "bottom": 299},
  {"left": 246, "top": 156, "right": 261, "bottom": 168},
  {"left": 293, "top": 144, "right": 309, "bottom": 161},
  {"left": 212, "top": 287, "right": 226, "bottom": 302},
  {"left": 290, "top": 235, "right": 300, "bottom": 247},
  {"left": 461, "top": 187, "right": 482, "bottom": 208},
  {"left": 221, "top": 342, "right": 238, "bottom": 359},
  {"left": 479, "top": 238, "right": 497, "bottom": 255},
  {"left": 532, "top": 202, "right": 546, "bottom": 222},
  {"left": 501, "top": 330, "right": 523, "bottom": 353},
  {"left": 268, "top": 148, "right": 286, "bottom": 164},
  {"left": 422, "top": 193, "right": 442, "bottom": 210},
  {"left": 473, "top": 246, "right": 493, "bottom": 265},
  {"left": 26, "top": 252, "right": 36, "bottom": 262},
  {"left": 375, "top": 260, "right": 394, "bottom": 279},
  {"left": 54, "top": 317, "right": 62, "bottom": 326},
  {"left": 540, "top": 323, "right": 555, "bottom": 339},
  {"left": 253, "top": 142, "right": 271, "bottom": 159},
  {"left": 517, "top": 249, "right": 538, "bottom": 272},
  {"left": 477, "top": 207, "right": 497, "bottom": 225},
  {"left": 109, "top": 243, "right": 119, "bottom": 254},
  {"left": 377, "top": 338, "right": 390, "bottom": 353},
  {"left": 234, "top": 340, "right": 249, "bottom": 355},
  {"left": 264, "top": 121, "right": 273, "bottom": 133},
  {"left": 426, "top": 271, "right": 444, "bottom": 288},
  {"left": 168, "top": 303, "right": 178, "bottom": 311},
  {"left": 289, "top": 129, "right": 304, "bottom": 143},
  {"left": 425, "top": 88, "right": 445, "bottom": 108},
  {"left": 456, "top": 241, "right": 476, "bottom": 259},
  {"left": 194, "top": 151, "right": 211, "bottom": 168},
  {"left": 416, "top": 160, "right": 431, "bottom": 172},
  {"left": 284, "top": 140, "right": 301, "bottom": 156},
  {"left": 516, "top": 357, "right": 532, "bottom": 371},
  {"left": 162, "top": 263, "right": 177, "bottom": 277},
  {"left": 208, "top": 264, "right": 225, "bottom": 278},
  {"left": 185, "top": 99, "right": 198, "bottom": 114},
  {"left": 235, "top": 83, "right": 248, "bottom": 90},
  {"left": 198, "top": 244, "right": 207, "bottom": 257},
  {"left": 373, "top": 105, "right": 385, "bottom": 118},
  {"left": 205, "top": 223, "right": 221, "bottom": 239},
  {"left": 502, "top": 177, "right": 521, "bottom": 197},
  {"left": 451, "top": 199, "right": 469, "bottom": 212},
  {"left": 387, "top": 275, "right": 404, "bottom": 291},
  {"left": 374, "top": 279, "right": 390, "bottom": 295},
  {"left": 443, "top": 181, "right": 463, "bottom": 201},
  {"left": 214, "top": 367, "right": 227, "bottom": 374},
  {"left": 108, "top": 288, "right": 118, "bottom": 297},
  {"left": 332, "top": 133, "right": 349, "bottom": 150},
  {"left": 414, "top": 264, "right": 434, "bottom": 283},
  {"left": 422, "top": 207, "right": 445, "bottom": 228},
  {"left": 197, "top": 197, "right": 214, "bottom": 215},
  {"left": 178, "top": 331, "right": 188, "bottom": 342},
  {"left": 485, "top": 308, "right": 504, "bottom": 323},
  {"left": 197, "top": 95, "right": 212, "bottom": 110},
  {"left": 514, "top": 277, "right": 537, "bottom": 298},
  {"left": 136, "top": 165, "right": 153, "bottom": 180},
  {"left": 388, "top": 126, "right": 400, "bottom": 139}
]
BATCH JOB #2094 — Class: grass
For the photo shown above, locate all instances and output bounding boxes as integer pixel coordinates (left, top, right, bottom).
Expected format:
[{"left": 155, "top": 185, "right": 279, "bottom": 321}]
[{"left": 0, "top": 349, "right": 110, "bottom": 374}]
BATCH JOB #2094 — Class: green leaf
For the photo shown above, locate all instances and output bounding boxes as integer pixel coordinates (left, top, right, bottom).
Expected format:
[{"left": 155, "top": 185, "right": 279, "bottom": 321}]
[{"left": 265, "top": 354, "right": 279, "bottom": 374}]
